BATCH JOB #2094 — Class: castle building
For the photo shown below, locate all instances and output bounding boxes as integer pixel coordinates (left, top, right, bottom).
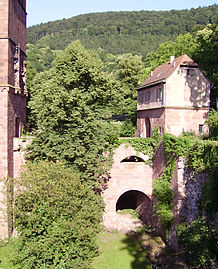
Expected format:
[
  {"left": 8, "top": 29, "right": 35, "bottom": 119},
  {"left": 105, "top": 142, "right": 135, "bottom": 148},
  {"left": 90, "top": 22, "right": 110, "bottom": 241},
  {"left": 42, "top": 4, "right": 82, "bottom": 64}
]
[
  {"left": 0, "top": 0, "right": 27, "bottom": 237},
  {"left": 136, "top": 55, "right": 212, "bottom": 137}
]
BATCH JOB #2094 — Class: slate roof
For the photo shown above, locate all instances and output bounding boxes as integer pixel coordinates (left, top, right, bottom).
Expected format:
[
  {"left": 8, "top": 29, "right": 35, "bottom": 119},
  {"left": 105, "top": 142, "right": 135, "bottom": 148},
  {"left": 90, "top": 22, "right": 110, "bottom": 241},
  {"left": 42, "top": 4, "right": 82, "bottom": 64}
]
[{"left": 138, "top": 54, "right": 199, "bottom": 89}]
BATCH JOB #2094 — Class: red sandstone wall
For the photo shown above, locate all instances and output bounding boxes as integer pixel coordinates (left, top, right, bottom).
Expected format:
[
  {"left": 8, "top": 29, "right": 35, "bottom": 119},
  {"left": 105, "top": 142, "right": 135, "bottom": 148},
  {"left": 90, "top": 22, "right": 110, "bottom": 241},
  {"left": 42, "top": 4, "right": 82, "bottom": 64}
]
[
  {"left": 136, "top": 108, "right": 165, "bottom": 137},
  {"left": 8, "top": 0, "right": 26, "bottom": 52},
  {"left": 165, "top": 108, "right": 208, "bottom": 136},
  {"left": 102, "top": 144, "right": 153, "bottom": 231}
]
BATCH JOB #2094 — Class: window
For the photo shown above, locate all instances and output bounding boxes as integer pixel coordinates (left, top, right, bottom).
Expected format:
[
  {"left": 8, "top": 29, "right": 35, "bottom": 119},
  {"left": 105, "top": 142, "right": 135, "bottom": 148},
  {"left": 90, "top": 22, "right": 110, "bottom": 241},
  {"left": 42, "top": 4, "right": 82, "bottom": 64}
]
[
  {"left": 199, "top": 124, "right": 203, "bottom": 136},
  {"left": 145, "top": 91, "right": 150, "bottom": 104},
  {"left": 187, "top": 69, "right": 195, "bottom": 76},
  {"left": 156, "top": 88, "right": 162, "bottom": 102},
  {"left": 139, "top": 92, "right": 144, "bottom": 104}
]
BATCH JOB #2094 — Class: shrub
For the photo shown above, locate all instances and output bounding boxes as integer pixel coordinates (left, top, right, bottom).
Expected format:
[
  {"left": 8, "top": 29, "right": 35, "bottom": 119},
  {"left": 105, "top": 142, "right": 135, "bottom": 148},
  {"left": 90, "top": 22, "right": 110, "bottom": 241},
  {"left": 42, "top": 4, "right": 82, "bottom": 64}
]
[
  {"left": 13, "top": 161, "right": 104, "bottom": 269},
  {"left": 177, "top": 219, "right": 218, "bottom": 267},
  {"left": 206, "top": 109, "right": 218, "bottom": 140}
]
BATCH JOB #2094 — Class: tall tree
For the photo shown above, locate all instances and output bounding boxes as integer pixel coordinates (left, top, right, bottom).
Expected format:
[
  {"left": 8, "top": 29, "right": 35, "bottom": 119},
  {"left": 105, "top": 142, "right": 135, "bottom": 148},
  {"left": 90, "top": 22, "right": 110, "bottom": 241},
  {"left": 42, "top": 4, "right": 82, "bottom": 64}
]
[{"left": 27, "top": 41, "right": 121, "bottom": 184}]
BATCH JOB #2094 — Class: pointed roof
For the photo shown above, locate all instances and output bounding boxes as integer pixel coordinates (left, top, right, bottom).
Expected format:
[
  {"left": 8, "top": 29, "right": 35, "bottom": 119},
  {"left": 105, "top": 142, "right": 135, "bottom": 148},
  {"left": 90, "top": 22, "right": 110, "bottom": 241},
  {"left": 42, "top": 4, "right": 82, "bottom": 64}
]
[{"left": 138, "top": 55, "right": 198, "bottom": 89}]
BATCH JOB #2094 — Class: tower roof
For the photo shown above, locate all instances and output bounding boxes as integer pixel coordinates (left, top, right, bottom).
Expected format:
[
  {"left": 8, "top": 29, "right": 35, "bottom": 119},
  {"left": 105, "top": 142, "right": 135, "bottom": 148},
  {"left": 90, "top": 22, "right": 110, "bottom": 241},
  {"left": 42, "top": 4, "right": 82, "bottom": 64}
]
[{"left": 138, "top": 54, "right": 198, "bottom": 89}]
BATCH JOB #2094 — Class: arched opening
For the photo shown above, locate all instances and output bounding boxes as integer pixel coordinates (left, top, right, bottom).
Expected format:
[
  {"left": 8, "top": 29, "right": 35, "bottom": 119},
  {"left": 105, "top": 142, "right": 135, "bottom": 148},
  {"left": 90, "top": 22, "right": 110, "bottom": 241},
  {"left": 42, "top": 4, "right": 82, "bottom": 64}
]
[
  {"left": 145, "top": 117, "right": 151, "bottom": 138},
  {"left": 116, "top": 190, "right": 149, "bottom": 211},
  {"left": 121, "top": 156, "right": 144, "bottom": 163}
]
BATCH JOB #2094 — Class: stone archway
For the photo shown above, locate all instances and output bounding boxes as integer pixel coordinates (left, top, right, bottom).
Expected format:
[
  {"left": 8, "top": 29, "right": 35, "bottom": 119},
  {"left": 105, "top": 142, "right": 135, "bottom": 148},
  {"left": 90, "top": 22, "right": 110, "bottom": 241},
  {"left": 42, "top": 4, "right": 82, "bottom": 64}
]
[
  {"left": 102, "top": 144, "right": 153, "bottom": 231},
  {"left": 116, "top": 190, "right": 148, "bottom": 211}
]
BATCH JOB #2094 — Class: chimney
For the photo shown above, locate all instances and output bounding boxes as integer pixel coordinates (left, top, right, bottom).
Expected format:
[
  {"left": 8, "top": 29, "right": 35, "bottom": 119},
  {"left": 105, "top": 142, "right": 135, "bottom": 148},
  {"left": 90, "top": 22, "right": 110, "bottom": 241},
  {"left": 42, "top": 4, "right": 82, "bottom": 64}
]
[
  {"left": 150, "top": 71, "right": 153, "bottom": 76},
  {"left": 170, "top": 56, "right": 175, "bottom": 64}
]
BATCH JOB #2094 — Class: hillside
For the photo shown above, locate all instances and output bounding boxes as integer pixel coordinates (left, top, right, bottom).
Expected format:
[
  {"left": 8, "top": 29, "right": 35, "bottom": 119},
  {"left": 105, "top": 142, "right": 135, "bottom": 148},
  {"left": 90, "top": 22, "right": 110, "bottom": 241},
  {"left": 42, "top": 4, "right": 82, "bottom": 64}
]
[{"left": 27, "top": 5, "right": 218, "bottom": 57}]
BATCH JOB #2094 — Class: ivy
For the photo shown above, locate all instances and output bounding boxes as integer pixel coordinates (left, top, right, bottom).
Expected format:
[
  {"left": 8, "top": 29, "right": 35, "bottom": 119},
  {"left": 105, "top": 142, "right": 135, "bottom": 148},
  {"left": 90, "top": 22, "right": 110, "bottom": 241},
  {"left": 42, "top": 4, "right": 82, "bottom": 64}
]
[{"left": 117, "top": 129, "right": 160, "bottom": 164}]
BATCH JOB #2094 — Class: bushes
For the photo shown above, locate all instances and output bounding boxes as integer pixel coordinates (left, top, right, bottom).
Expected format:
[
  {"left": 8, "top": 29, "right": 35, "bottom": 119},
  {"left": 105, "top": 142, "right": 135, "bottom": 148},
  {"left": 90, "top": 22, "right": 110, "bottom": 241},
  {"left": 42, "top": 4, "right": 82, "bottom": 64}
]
[
  {"left": 177, "top": 219, "right": 218, "bottom": 267},
  {"left": 206, "top": 109, "right": 218, "bottom": 140},
  {"left": 12, "top": 161, "right": 104, "bottom": 269}
]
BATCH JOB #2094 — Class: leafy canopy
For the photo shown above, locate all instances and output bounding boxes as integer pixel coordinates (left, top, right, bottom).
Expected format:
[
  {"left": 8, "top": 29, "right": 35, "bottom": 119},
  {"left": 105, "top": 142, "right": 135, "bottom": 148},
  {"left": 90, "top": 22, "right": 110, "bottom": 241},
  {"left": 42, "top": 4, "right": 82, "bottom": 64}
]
[
  {"left": 13, "top": 161, "right": 104, "bottom": 269},
  {"left": 27, "top": 40, "right": 121, "bottom": 183}
]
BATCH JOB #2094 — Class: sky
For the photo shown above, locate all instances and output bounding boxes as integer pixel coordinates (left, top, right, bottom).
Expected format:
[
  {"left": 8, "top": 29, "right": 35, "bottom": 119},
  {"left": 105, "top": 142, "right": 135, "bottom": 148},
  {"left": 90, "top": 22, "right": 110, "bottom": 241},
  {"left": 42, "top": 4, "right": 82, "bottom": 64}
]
[{"left": 27, "top": 0, "right": 217, "bottom": 27}]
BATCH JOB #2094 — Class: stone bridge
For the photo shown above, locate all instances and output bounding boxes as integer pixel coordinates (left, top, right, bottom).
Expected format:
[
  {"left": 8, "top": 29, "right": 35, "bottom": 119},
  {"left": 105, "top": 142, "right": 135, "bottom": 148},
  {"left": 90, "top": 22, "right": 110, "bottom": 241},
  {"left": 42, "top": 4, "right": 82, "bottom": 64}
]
[{"left": 102, "top": 143, "right": 155, "bottom": 231}]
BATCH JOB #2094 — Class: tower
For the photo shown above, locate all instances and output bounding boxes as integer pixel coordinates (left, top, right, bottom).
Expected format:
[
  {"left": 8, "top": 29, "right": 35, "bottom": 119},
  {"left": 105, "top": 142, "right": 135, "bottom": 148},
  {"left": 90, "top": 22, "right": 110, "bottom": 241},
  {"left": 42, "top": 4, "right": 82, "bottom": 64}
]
[{"left": 0, "top": 0, "right": 27, "bottom": 237}]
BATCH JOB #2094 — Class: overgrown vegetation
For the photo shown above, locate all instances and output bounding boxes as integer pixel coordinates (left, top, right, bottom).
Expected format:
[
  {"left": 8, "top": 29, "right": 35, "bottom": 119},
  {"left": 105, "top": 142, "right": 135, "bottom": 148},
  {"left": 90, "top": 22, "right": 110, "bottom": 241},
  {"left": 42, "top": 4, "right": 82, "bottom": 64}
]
[
  {"left": 118, "top": 129, "right": 160, "bottom": 164},
  {"left": 178, "top": 219, "right": 218, "bottom": 267},
  {"left": 152, "top": 121, "right": 218, "bottom": 267},
  {"left": 11, "top": 161, "right": 104, "bottom": 269}
]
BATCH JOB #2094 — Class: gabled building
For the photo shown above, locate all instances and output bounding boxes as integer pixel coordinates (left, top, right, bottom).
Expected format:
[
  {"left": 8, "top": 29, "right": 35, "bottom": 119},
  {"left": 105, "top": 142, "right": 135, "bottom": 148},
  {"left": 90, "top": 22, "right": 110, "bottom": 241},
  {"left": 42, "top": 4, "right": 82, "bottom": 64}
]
[{"left": 136, "top": 55, "right": 212, "bottom": 137}]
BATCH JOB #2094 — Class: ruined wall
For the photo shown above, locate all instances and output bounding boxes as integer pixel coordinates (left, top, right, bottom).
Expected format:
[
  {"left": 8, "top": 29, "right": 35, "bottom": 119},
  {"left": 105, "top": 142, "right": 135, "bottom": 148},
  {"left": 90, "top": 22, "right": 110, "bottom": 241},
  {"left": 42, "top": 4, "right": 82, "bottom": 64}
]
[{"left": 175, "top": 159, "right": 209, "bottom": 224}]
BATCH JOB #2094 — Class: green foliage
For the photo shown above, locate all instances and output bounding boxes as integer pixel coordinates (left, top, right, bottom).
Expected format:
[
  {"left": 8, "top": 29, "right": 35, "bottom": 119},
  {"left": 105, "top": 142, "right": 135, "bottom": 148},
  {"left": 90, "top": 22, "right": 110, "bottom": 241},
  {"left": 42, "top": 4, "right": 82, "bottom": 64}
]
[
  {"left": 119, "top": 120, "right": 136, "bottom": 137},
  {"left": 205, "top": 109, "right": 218, "bottom": 139},
  {"left": 144, "top": 23, "right": 218, "bottom": 108},
  {"left": 27, "top": 41, "right": 122, "bottom": 184},
  {"left": 153, "top": 157, "right": 175, "bottom": 227},
  {"left": 118, "top": 129, "right": 160, "bottom": 164},
  {"left": 153, "top": 133, "right": 218, "bottom": 229},
  {"left": 201, "top": 166, "right": 218, "bottom": 219},
  {"left": 177, "top": 219, "right": 218, "bottom": 267},
  {"left": 193, "top": 24, "right": 218, "bottom": 109},
  {"left": 13, "top": 161, "right": 104, "bottom": 269},
  {"left": 27, "top": 6, "right": 218, "bottom": 58},
  {"left": 116, "top": 209, "right": 139, "bottom": 219}
]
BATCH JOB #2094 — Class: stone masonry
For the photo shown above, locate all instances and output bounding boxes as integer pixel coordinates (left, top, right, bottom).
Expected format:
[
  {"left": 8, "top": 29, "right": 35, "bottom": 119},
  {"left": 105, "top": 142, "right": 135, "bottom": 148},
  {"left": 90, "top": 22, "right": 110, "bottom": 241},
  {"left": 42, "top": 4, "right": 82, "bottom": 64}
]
[{"left": 0, "top": 0, "right": 27, "bottom": 238}]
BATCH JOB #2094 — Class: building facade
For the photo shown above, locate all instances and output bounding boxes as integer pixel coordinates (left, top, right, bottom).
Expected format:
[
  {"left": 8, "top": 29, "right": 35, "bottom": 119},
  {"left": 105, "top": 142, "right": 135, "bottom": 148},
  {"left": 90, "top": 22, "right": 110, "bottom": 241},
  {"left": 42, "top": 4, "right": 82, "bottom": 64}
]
[
  {"left": 0, "top": 0, "right": 27, "bottom": 237},
  {"left": 136, "top": 55, "right": 212, "bottom": 137}
]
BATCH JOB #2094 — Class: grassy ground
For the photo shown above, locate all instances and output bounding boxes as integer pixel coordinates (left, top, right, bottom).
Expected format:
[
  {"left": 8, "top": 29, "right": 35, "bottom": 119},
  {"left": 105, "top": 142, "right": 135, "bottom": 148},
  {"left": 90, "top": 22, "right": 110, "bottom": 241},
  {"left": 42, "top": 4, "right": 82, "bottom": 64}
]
[
  {"left": 0, "top": 231, "right": 176, "bottom": 269},
  {"left": 0, "top": 241, "right": 19, "bottom": 269},
  {"left": 92, "top": 232, "right": 152, "bottom": 269}
]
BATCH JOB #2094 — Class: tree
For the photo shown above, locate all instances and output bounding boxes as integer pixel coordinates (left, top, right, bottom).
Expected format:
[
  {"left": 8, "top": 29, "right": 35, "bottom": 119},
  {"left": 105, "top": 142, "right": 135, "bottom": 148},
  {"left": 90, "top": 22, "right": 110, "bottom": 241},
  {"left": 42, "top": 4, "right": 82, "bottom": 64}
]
[
  {"left": 205, "top": 109, "right": 218, "bottom": 139},
  {"left": 13, "top": 161, "right": 104, "bottom": 269},
  {"left": 193, "top": 24, "right": 218, "bottom": 108},
  {"left": 27, "top": 41, "right": 121, "bottom": 184}
]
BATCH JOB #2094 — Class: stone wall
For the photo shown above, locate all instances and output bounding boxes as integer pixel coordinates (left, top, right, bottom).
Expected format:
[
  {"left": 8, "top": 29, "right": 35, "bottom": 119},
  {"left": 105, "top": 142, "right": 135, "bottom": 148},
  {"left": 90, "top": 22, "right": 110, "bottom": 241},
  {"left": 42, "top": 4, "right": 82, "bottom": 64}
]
[
  {"left": 175, "top": 158, "right": 209, "bottom": 225},
  {"left": 102, "top": 143, "right": 153, "bottom": 231},
  {"left": 168, "top": 158, "right": 209, "bottom": 249}
]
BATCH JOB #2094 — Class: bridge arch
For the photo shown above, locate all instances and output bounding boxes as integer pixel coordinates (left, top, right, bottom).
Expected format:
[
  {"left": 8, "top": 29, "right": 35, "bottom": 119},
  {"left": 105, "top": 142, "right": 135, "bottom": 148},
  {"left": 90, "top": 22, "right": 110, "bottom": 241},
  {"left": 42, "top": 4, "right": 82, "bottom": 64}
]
[
  {"left": 120, "top": 156, "right": 145, "bottom": 163},
  {"left": 116, "top": 190, "right": 150, "bottom": 211},
  {"left": 102, "top": 143, "right": 153, "bottom": 231}
]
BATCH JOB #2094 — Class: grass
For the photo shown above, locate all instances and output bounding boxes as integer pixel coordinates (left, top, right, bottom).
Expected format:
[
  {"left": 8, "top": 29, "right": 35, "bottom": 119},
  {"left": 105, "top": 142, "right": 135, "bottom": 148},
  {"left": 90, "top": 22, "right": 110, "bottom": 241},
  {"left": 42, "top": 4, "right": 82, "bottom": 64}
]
[
  {"left": 0, "top": 232, "right": 155, "bottom": 269},
  {"left": 92, "top": 232, "right": 152, "bottom": 269},
  {"left": 0, "top": 241, "right": 19, "bottom": 269}
]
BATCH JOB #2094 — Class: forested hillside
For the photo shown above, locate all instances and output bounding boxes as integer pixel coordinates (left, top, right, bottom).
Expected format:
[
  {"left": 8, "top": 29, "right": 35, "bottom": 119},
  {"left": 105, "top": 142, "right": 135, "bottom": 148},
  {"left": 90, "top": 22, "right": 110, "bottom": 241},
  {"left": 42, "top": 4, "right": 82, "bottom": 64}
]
[{"left": 27, "top": 5, "right": 218, "bottom": 57}]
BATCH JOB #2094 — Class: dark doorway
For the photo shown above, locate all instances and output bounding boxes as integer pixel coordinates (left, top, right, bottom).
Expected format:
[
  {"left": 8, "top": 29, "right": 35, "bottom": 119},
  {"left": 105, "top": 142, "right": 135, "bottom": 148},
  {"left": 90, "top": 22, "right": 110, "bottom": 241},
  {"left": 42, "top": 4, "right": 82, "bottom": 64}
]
[
  {"left": 116, "top": 190, "right": 148, "bottom": 211},
  {"left": 145, "top": 117, "right": 151, "bottom": 138}
]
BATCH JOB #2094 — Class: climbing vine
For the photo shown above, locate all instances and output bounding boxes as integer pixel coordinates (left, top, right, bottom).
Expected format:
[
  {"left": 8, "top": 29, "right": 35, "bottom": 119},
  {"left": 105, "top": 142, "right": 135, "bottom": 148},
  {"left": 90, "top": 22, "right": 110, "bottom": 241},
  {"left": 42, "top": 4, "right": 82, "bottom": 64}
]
[
  {"left": 117, "top": 129, "right": 160, "bottom": 164},
  {"left": 153, "top": 133, "right": 218, "bottom": 229}
]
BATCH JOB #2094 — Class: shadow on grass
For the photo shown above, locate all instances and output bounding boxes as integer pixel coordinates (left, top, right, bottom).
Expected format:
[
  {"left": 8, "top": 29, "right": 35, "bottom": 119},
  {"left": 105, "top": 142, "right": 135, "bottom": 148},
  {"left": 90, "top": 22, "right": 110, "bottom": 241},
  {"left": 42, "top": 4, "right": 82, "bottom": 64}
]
[{"left": 121, "top": 231, "right": 152, "bottom": 269}]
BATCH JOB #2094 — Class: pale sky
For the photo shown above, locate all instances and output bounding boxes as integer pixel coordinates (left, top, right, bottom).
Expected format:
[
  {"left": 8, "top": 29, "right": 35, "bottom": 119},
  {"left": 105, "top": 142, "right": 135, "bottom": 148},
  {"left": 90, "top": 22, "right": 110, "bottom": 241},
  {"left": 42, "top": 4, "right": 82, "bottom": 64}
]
[{"left": 27, "top": 0, "right": 217, "bottom": 27}]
